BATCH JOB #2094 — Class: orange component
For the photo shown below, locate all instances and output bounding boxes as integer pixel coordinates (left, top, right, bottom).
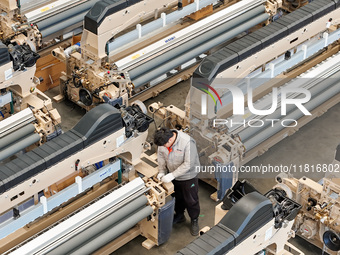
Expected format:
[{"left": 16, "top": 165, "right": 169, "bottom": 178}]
[{"left": 44, "top": 171, "right": 84, "bottom": 197}]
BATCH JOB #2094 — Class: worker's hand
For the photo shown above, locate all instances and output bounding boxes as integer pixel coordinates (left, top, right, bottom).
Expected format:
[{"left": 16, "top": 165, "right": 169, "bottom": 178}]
[
  {"left": 157, "top": 173, "right": 165, "bottom": 180},
  {"left": 161, "top": 173, "right": 175, "bottom": 183}
]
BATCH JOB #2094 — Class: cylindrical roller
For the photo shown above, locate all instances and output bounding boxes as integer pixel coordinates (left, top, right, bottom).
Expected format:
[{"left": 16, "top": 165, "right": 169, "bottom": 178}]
[
  {"left": 244, "top": 81, "right": 340, "bottom": 151},
  {"left": 34, "top": 0, "right": 98, "bottom": 30},
  {"left": 0, "top": 133, "right": 40, "bottom": 161},
  {"left": 239, "top": 71, "right": 340, "bottom": 142},
  {"left": 69, "top": 205, "right": 153, "bottom": 255},
  {"left": 129, "top": 5, "right": 265, "bottom": 80},
  {"left": 48, "top": 195, "right": 148, "bottom": 255},
  {"left": 40, "top": 11, "right": 88, "bottom": 38},
  {"left": 129, "top": 5, "right": 265, "bottom": 81},
  {"left": 130, "top": 12, "right": 269, "bottom": 87},
  {"left": 0, "top": 124, "right": 35, "bottom": 150}
]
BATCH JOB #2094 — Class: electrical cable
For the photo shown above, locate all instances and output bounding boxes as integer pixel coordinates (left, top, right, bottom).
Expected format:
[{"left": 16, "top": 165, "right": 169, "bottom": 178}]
[
  {"left": 151, "top": 105, "right": 167, "bottom": 130},
  {"left": 158, "top": 116, "right": 172, "bottom": 129}
]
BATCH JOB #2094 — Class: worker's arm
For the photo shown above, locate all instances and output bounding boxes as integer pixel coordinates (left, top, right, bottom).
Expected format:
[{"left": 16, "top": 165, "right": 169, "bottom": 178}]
[
  {"left": 157, "top": 148, "right": 167, "bottom": 175},
  {"left": 172, "top": 140, "right": 198, "bottom": 178}
]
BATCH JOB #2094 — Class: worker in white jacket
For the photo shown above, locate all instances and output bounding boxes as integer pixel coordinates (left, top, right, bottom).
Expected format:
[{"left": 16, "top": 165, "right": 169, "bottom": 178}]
[{"left": 154, "top": 127, "right": 200, "bottom": 236}]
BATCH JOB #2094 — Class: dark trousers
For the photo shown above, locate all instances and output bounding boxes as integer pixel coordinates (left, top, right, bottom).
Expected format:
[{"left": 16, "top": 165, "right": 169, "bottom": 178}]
[{"left": 173, "top": 178, "right": 200, "bottom": 220}]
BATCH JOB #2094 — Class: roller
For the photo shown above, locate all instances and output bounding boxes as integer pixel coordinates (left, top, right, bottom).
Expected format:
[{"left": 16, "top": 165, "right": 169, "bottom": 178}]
[
  {"left": 34, "top": 0, "right": 98, "bottom": 30},
  {"left": 48, "top": 195, "right": 148, "bottom": 255},
  {"left": 239, "top": 70, "right": 340, "bottom": 142},
  {"left": 244, "top": 81, "right": 340, "bottom": 151},
  {"left": 39, "top": 11, "right": 89, "bottom": 38},
  {"left": 130, "top": 10, "right": 269, "bottom": 87},
  {"left": 69, "top": 205, "right": 153, "bottom": 255},
  {"left": 0, "top": 124, "right": 35, "bottom": 150},
  {"left": 0, "top": 133, "right": 40, "bottom": 161}
]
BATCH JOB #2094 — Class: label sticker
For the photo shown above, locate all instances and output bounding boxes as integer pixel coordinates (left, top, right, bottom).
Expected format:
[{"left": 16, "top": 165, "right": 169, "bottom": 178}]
[
  {"left": 116, "top": 135, "right": 124, "bottom": 147},
  {"left": 5, "top": 69, "right": 12, "bottom": 80},
  {"left": 265, "top": 226, "right": 273, "bottom": 241}
]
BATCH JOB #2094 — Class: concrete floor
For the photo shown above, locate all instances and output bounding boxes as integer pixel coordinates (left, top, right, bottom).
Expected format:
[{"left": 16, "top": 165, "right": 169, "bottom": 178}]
[{"left": 45, "top": 78, "right": 340, "bottom": 255}]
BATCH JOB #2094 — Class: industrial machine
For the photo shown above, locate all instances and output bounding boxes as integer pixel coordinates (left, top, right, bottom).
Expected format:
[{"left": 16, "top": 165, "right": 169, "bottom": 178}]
[
  {"left": 53, "top": 0, "right": 274, "bottom": 109},
  {"left": 0, "top": 0, "right": 42, "bottom": 48},
  {"left": 3, "top": 177, "right": 174, "bottom": 254},
  {"left": 0, "top": 0, "right": 154, "bottom": 46},
  {"left": 0, "top": 102, "right": 175, "bottom": 254},
  {"left": 150, "top": 0, "right": 340, "bottom": 199},
  {"left": 0, "top": 0, "right": 179, "bottom": 92},
  {"left": 0, "top": 0, "right": 64, "bottom": 154},
  {"left": 23, "top": 0, "right": 178, "bottom": 44},
  {"left": 177, "top": 180, "right": 303, "bottom": 255},
  {"left": 0, "top": 0, "right": 183, "bottom": 94},
  {"left": 0, "top": 40, "right": 61, "bottom": 156},
  {"left": 273, "top": 143, "right": 340, "bottom": 254}
]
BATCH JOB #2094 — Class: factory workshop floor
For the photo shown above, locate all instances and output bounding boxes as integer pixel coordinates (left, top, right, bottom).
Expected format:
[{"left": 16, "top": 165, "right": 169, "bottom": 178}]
[{"left": 45, "top": 78, "right": 340, "bottom": 255}]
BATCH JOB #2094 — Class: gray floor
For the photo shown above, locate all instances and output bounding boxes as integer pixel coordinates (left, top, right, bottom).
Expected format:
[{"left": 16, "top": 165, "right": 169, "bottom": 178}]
[{"left": 45, "top": 78, "right": 340, "bottom": 255}]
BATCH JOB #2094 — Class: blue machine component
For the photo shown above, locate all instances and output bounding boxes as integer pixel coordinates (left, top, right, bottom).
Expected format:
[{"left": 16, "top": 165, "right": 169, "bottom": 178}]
[
  {"left": 95, "top": 161, "right": 104, "bottom": 169},
  {"left": 214, "top": 161, "right": 234, "bottom": 200},
  {"left": 103, "top": 96, "right": 123, "bottom": 107},
  {"left": 158, "top": 197, "right": 175, "bottom": 245},
  {"left": 46, "top": 127, "right": 63, "bottom": 141},
  {"left": 272, "top": 9, "right": 283, "bottom": 21}
]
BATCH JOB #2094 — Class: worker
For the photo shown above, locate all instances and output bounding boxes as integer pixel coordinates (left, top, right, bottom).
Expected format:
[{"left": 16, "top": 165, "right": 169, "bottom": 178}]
[{"left": 154, "top": 127, "right": 200, "bottom": 236}]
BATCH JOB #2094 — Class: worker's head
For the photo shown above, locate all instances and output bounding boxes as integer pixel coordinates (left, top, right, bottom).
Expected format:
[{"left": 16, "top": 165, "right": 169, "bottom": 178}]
[{"left": 154, "top": 127, "right": 174, "bottom": 147}]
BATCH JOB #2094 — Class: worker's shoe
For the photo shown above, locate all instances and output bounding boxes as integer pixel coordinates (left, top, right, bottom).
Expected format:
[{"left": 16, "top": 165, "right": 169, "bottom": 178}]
[
  {"left": 190, "top": 218, "right": 199, "bottom": 236},
  {"left": 173, "top": 213, "right": 186, "bottom": 224}
]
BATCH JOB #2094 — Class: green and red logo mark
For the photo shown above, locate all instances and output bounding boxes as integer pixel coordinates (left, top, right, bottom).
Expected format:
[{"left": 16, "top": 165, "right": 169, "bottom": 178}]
[
  {"left": 199, "top": 82, "right": 222, "bottom": 115},
  {"left": 199, "top": 82, "right": 222, "bottom": 106}
]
